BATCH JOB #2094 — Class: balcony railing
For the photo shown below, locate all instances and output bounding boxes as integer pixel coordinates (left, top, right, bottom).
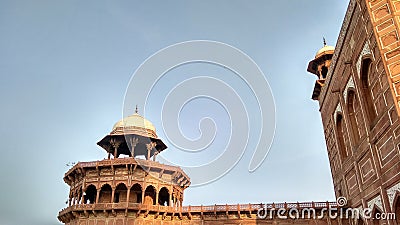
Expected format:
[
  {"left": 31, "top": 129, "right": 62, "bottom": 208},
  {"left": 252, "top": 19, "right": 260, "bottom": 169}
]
[{"left": 59, "top": 201, "right": 337, "bottom": 216}]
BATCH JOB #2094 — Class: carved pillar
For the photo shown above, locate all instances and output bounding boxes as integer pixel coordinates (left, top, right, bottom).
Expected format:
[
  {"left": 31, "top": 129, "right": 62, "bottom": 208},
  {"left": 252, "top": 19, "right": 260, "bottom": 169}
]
[
  {"left": 111, "top": 187, "right": 115, "bottom": 203},
  {"left": 153, "top": 151, "right": 159, "bottom": 161},
  {"left": 80, "top": 192, "right": 85, "bottom": 204},
  {"left": 169, "top": 188, "right": 173, "bottom": 207},
  {"left": 128, "top": 137, "right": 139, "bottom": 158},
  {"left": 126, "top": 187, "right": 131, "bottom": 204},
  {"left": 141, "top": 189, "right": 145, "bottom": 204},
  {"left": 156, "top": 190, "right": 159, "bottom": 205},
  {"left": 110, "top": 138, "right": 121, "bottom": 159},
  {"left": 146, "top": 142, "right": 156, "bottom": 160},
  {"left": 96, "top": 188, "right": 100, "bottom": 204},
  {"left": 103, "top": 144, "right": 112, "bottom": 160}
]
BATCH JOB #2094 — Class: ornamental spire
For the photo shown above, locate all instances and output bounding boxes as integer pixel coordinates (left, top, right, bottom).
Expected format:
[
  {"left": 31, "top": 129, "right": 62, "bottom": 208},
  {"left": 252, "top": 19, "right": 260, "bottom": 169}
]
[{"left": 135, "top": 105, "right": 139, "bottom": 114}]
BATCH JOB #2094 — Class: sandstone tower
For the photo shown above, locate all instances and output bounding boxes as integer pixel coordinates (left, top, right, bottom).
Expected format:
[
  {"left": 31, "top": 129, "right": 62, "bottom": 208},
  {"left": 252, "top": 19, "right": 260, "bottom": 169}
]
[
  {"left": 58, "top": 110, "right": 191, "bottom": 224},
  {"left": 306, "top": 0, "right": 400, "bottom": 224}
]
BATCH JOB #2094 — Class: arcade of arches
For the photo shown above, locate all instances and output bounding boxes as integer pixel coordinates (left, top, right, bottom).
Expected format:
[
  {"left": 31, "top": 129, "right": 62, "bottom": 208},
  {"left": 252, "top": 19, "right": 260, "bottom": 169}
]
[{"left": 69, "top": 183, "right": 182, "bottom": 207}]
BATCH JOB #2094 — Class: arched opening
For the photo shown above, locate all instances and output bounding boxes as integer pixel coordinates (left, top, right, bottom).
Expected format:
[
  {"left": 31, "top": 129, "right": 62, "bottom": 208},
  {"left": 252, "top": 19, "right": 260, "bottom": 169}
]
[
  {"left": 321, "top": 66, "right": 328, "bottom": 79},
  {"left": 144, "top": 185, "right": 156, "bottom": 205},
  {"left": 336, "top": 113, "right": 348, "bottom": 160},
  {"left": 347, "top": 90, "right": 360, "bottom": 145},
  {"left": 360, "top": 58, "right": 376, "bottom": 125},
  {"left": 99, "top": 184, "right": 112, "bottom": 203},
  {"left": 129, "top": 183, "right": 142, "bottom": 203},
  {"left": 114, "top": 183, "right": 127, "bottom": 203},
  {"left": 159, "top": 187, "right": 170, "bottom": 206},
  {"left": 84, "top": 185, "right": 97, "bottom": 204}
]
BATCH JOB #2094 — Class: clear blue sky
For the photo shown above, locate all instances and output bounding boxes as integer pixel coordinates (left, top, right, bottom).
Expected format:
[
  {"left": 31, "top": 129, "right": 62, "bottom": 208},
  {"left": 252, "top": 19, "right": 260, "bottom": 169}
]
[{"left": 0, "top": 1, "right": 348, "bottom": 225}]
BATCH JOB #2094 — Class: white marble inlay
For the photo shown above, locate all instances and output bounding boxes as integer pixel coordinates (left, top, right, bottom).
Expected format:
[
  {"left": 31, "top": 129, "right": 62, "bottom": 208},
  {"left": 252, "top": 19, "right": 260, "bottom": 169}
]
[
  {"left": 386, "top": 182, "right": 400, "bottom": 210},
  {"left": 356, "top": 42, "right": 372, "bottom": 77},
  {"left": 367, "top": 195, "right": 384, "bottom": 212}
]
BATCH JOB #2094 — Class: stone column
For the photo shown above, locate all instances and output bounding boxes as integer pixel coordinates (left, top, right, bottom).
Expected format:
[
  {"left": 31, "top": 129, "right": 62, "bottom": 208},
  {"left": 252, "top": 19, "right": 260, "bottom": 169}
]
[
  {"left": 126, "top": 187, "right": 131, "bottom": 204},
  {"left": 128, "top": 137, "right": 139, "bottom": 158},
  {"left": 80, "top": 192, "right": 85, "bottom": 204},
  {"left": 156, "top": 190, "right": 159, "bottom": 205},
  {"left": 141, "top": 189, "right": 145, "bottom": 204},
  {"left": 111, "top": 187, "right": 115, "bottom": 203},
  {"left": 96, "top": 189, "right": 100, "bottom": 204},
  {"left": 146, "top": 142, "right": 156, "bottom": 160},
  {"left": 153, "top": 151, "right": 159, "bottom": 161},
  {"left": 169, "top": 190, "right": 173, "bottom": 207},
  {"left": 110, "top": 138, "right": 121, "bottom": 159}
]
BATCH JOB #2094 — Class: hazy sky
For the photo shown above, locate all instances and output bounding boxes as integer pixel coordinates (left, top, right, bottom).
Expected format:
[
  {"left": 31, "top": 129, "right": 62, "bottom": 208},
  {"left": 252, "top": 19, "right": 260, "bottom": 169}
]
[{"left": 0, "top": 1, "right": 348, "bottom": 225}]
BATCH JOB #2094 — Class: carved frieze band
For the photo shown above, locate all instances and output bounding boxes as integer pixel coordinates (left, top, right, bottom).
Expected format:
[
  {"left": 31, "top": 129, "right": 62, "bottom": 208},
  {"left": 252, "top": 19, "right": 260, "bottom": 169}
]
[
  {"left": 356, "top": 42, "right": 373, "bottom": 76},
  {"left": 367, "top": 195, "right": 384, "bottom": 212},
  {"left": 386, "top": 182, "right": 400, "bottom": 210},
  {"left": 343, "top": 77, "right": 355, "bottom": 101}
]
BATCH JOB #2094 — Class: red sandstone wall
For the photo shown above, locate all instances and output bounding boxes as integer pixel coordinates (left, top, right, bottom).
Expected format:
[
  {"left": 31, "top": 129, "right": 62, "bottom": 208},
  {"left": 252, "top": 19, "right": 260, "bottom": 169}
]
[{"left": 318, "top": 0, "right": 400, "bottom": 219}]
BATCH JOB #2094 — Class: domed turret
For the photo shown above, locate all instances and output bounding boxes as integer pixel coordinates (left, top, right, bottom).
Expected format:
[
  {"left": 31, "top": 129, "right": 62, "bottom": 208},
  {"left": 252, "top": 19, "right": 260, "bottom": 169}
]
[
  {"left": 59, "top": 105, "right": 190, "bottom": 224},
  {"left": 307, "top": 38, "right": 335, "bottom": 100},
  {"left": 97, "top": 106, "right": 167, "bottom": 160},
  {"left": 315, "top": 45, "right": 335, "bottom": 59},
  {"left": 111, "top": 112, "right": 157, "bottom": 138}
]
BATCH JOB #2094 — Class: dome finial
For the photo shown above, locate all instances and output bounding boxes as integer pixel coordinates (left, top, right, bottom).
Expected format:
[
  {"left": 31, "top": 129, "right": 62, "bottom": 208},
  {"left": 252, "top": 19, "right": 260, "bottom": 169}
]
[
  {"left": 135, "top": 105, "right": 139, "bottom": 114},
  {"left": 323, "top": 37, "right": 327, "bottom": 46}
]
